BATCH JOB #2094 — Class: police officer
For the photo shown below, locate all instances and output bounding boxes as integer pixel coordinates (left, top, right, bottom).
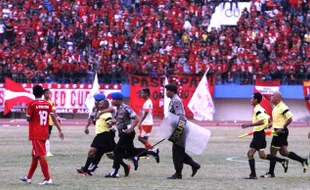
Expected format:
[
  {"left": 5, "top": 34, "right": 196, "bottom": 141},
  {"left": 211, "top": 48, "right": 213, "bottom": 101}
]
[
  {"left": 105, "top": 92, "right": 159, "bottom": 178},
  {"left": 165, "top": 84, "right": 201, "bottom": 180}
]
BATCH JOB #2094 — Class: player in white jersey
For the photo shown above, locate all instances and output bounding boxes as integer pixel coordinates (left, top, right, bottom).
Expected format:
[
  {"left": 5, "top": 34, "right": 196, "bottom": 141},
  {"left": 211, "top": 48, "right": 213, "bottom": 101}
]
[{"left": 138, "top": 88, "right": 157, "bottom": 151}]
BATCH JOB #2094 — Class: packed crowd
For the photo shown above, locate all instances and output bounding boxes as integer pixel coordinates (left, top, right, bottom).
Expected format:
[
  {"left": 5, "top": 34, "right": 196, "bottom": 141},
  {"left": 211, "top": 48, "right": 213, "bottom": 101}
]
[{"left": 0, "top": 0, "right": 309, "bottom": 84}]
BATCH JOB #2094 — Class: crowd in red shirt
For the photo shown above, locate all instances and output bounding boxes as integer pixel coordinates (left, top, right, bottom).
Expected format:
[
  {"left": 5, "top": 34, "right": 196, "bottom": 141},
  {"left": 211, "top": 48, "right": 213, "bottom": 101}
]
[{"left": 0, "top": 0, "right": 309, "bottom": 85}]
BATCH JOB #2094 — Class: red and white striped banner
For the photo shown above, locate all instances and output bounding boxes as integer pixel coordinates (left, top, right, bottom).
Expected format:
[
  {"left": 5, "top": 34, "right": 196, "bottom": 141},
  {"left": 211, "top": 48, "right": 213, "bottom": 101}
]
[
  {"left": 0, "top": 83, "right": 121, "bottom": 114},
  {"left": 0, "top": 83, "right": 121, "bottom": 90}
]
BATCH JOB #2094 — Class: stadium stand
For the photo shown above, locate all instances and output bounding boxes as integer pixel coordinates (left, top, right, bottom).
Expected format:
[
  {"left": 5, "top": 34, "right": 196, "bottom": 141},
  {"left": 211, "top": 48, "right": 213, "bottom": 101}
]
[{"left": 0, "top": 0, "right": 309, "bottom": 84}]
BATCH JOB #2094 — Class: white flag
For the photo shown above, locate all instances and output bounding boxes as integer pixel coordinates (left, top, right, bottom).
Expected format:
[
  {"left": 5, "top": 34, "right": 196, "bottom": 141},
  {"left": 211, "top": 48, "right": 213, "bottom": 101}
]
[
  {"left": 164, "top": 76, "right": 170, "bottom": 116},
  {"left": 188, "top": 70, "right": 215, "bottom": 121},
  {"left": 85, "top": 73, "right": 100, "bottom": 115}
]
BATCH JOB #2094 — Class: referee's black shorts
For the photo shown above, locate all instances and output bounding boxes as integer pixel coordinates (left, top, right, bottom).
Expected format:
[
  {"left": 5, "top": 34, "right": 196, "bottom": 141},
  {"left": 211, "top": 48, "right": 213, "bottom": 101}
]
[
  {"left": 271, "top": 127, "right": 289, "bottom": 149},
  {"left": 250, "top": 130, "right": 266, "bottom": 151},
  {"left": 91, "top": 132, "right": 115, "bottom": 153}
]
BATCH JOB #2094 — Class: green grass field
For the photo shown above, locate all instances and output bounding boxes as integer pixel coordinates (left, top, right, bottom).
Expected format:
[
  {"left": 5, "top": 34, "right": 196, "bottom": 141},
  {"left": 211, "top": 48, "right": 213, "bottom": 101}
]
[{"left": 0, "top": 125, "right": 309, "bottom": 190}]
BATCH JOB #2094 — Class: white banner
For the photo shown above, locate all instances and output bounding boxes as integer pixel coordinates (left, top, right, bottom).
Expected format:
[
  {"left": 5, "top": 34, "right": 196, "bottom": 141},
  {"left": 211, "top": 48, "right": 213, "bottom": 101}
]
[
  {"left": 208, "top": 2, "right": 251, "bottom": 31},
  {"left": 255, "top": 86, "right": 280, "bottom": 95},
  {"left": 0, "top": 84, "right": 121, "bottom": 114}
]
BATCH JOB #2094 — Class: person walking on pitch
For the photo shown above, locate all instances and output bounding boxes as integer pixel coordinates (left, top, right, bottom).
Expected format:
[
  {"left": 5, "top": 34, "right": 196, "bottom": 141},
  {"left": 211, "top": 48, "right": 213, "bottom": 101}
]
[
  {"left": 19, "top": 85, "right": 64, "bottom": 185},
  {"left": 261, "top": 91, "right": 308, "bottom": 178},
  {"left": 165, "top": 84, "right": 200, "bottom": 180},
  {"left": 242, "top": 92, "right": 289, "bottom": 179},
  {"left": 137, "top": 88, "right": 158, "bottom": 153}
]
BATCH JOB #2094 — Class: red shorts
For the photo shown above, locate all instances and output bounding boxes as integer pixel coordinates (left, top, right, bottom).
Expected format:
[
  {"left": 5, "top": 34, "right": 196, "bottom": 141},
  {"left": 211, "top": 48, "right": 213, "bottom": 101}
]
[
  {"left": 138, "top": 125, "right": 153, "bottom": 137},
  {"left": 31, "top": 140, "right": 46, "bottom": 157}
]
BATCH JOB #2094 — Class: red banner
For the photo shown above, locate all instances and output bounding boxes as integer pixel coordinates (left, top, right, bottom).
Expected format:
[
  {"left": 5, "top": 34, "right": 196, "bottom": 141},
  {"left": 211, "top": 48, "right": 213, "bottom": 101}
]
[
  {"left": 129, "top": 75, "right": 215, "bottom": 118},
  {"left": 302, "top": 81, "right": 310, "bottom": 112},
  {"left": 255, "top": 80, "right": 280, "bottom": 118}
]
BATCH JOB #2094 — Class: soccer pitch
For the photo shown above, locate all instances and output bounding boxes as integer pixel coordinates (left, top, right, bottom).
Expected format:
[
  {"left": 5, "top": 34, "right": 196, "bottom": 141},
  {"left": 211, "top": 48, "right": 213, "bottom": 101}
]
[{"left": 0, "top": 124, "right": 309, "bottom": 190}]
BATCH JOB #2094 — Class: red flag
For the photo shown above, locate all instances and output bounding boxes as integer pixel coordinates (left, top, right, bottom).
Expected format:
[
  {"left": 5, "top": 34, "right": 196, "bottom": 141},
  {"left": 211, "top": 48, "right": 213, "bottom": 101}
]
[
  {"left": 254, "top": 80, "right": 280, "bottom": 118},
  {"left": 302, "top": 81, "right": 310, "bottom": 112},
  {"left": 4, "top": 77, "right": 35, "bottom": 115}
]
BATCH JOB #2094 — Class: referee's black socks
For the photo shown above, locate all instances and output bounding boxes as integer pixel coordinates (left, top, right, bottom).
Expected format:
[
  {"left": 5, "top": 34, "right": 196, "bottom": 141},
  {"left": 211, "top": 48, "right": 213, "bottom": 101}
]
[
  {"left": 288, "top": 152, "right": 305, "bottom": 164},
  {"left": 83, "top": 155, "right": 95, "bottom": 172},
  {"left": 266, "top": 154, "right": 285, "bottom": 163},
  {"left": 248, "top": 158, "right": 256, "bottom": 176}
]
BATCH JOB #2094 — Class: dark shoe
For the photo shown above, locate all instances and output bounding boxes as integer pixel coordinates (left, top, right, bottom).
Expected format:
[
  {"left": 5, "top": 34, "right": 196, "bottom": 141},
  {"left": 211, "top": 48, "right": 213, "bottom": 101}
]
[
  {"left": 302, "top": 159, "right": 308, "bottom": 173},
  {"left": 75, "top": 168, "right": 92, "bottom": 176},
  {"left": 260, "top": 173, "right": 275, "bottom": 178},
  {"left": 75, "top": 167, "right": 84, "bottom": 174},
  {"left": 129, "top": 157, "right": 139, "bottom": 171},
  {"left": 105, "top": 173, "right": 119, "bottom": 178},
  {"left": 124, "top": 164, "right": 131, "bottom": 177},
  {"left": 105, "top": 169, "right": 119, "bottom": 178},
  {"left": 191, "top": 163, "right": 201, "bottom": 177},
  {"left": 105, "top": 168, "right": 119, "bottom": 178},
  {"left": 148, "top": 148, "right": 160, "bottom": 163},
  {"left": 167, "top": 173, "right": 182, "bottom": 179},
  {"left": 244, "top": 175, "right": 257, "bottom": 179},
  {"left": 281, "top": 159, "right": 289, "bottom": 173}
]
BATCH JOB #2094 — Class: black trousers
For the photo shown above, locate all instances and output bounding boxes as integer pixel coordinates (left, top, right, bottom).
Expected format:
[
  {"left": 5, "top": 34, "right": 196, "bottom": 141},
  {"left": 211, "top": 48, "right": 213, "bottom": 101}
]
[
  {"left": 113, "top": 131, "right": 147, "bottom": 170},
  {"left": 172, "top": 143, "right": 195, "bottom": 174}
]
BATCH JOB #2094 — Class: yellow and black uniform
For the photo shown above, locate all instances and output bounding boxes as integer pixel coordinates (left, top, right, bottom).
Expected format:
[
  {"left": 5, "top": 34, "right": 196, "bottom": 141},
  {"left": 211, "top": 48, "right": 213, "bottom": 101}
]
[
  {"left": 91, "top": 113, "right": 114, "bottom": 153},
  {"left": 46, "top": 99, "right": 55, "bottom": 136},
  {"left": 250, "top": 105, "right": 270, "bottom": 151},
  {"left": 265, "top": 101, "right": 307, "bottom": 177},
  {"left": 271, "top": 101, "right": 293, "bottom": 148}
]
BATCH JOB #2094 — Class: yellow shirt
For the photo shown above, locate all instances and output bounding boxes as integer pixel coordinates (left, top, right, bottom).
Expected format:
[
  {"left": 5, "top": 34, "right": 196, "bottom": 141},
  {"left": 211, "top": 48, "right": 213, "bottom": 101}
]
[
  {"left": 95, "top": 113, "right": 113, "bottom": 134},
  {"left": 272, "top": 101, "right": 293, "bottom": 129},
  {"left": 202, "top": 34, "right": 208, "bottom": 42},
  {"left": 46, "top": 99, "right": 55, "bottom": 126},
  {"left": 182, "top": 34, "right": 190, "bottom": 43},
  {"left": 252, "top": 104, "right": 270, "bottom": 132}
]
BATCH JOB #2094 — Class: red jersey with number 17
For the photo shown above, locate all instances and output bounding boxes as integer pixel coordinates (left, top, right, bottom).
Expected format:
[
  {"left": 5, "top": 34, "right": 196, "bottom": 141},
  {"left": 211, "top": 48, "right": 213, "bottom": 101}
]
[{"left": 27, "top": 99, "right": 54, "bottom": 140}]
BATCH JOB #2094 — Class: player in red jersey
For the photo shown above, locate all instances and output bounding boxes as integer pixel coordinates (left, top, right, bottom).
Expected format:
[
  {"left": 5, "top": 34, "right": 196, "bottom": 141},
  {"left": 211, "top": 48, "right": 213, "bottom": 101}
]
[{"left": 19, "top": 85, "right": 64, "bottom": 185}]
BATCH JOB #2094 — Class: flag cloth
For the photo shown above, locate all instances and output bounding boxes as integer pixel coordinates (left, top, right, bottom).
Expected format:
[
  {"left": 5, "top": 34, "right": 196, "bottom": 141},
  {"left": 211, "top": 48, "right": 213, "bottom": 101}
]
[
  {"left": 302, "top": 81, "right": 310, "bottom": 112},
  {"left": 164, "top": 76, "right": 170, "bottom": 116},
  {"left": 84, "top": 73, "right": 100, "bottom": 115},
  {"left": 4, "top": 77, "right": 35, "bottom": 115},
  {"left": 254, "top": 80, "right": 280, "bottom": 117},
  {"left": 188, "top": 70, "right": 215, "bottom": 121}
]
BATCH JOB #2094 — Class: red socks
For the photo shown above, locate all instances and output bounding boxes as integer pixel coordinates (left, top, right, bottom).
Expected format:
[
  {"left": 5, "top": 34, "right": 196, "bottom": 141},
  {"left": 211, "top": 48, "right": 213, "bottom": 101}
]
[
  {"left": 27, "top": 158, "right": 38, "bottom": 179},
  {"left": 39, "top": 157, "right": 51, "bottom": 180}
]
